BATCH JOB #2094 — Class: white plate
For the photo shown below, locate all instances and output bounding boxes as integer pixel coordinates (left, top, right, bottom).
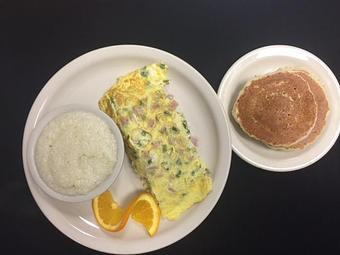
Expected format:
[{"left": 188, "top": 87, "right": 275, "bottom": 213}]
[
  {"left": 22, "top": 45, "right": 231, "bottom": 254},
  {"left": 218, "top": 45, "right": 340, "bottom": 172}
]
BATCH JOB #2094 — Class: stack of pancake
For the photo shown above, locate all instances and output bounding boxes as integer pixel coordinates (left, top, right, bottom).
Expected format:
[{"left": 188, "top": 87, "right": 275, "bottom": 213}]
[{"left": 232, "top": 68, "right": 329, "bottom": 150}]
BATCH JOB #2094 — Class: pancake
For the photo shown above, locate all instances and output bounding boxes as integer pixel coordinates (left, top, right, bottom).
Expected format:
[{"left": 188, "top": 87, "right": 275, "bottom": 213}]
[
  {"left": 233, "top": 71, "right": 318, "bottom": 148},
  {"left": 287, "top": 70, "right": 329, "bottom": 149}
]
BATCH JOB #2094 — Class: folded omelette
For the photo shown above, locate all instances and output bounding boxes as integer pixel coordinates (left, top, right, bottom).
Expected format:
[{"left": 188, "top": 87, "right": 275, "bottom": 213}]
[{"left": 99, "top": 63, "right": 212, "bottom": 220}]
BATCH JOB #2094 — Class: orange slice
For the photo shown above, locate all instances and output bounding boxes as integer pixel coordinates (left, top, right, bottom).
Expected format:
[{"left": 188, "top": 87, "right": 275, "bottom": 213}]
[
  {"left": 92, "top": 190, "right": 128, "bottom": 232},
  {"left": 92, "top": 191, "right": 161, "bottom": 236},
  {"left": 130, "top": 193, "right": 161, "bottom": 237}
]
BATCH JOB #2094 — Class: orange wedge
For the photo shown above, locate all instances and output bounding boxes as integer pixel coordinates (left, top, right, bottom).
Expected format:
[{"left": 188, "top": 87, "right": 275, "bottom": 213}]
[
  {"left": 92, "top": 191, "right": 161, "bottom": 236},
  {"left": 130, "top": 193, "right": 161, "bottom": 237},
  {"left": 92, "top": 190, "right": 127, "bottom": 232}
]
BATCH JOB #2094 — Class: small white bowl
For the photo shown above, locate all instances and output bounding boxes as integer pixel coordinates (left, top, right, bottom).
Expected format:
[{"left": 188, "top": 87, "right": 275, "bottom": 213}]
[
  {"left": 218, "top": 45, "right": 340, "bottom": 172},
  {"left": 27, "top": 105, "right": 125, "bottom": 202}
]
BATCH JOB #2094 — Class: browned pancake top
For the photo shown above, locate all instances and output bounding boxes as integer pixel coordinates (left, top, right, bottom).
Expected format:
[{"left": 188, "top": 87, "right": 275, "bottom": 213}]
[
  {"left": 234, "top": 72, "right": 317, "bottom": 147},
  {"left": 289, "top": 71, "right": 329, "bottom": 149}
]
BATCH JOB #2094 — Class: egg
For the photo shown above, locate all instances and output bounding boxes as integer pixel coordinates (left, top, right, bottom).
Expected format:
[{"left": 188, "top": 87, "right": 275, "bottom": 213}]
[{"left": 99, "top": 63, "right": 212, "bottom": 220}]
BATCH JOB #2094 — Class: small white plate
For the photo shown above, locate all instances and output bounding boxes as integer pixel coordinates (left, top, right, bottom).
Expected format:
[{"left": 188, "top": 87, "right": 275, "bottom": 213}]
[
  {"left": 22, "top": 45, "right": 231, "bottom": 254},
  {"left": 218, "top": 45, "right": 340, "bottom": 172}
]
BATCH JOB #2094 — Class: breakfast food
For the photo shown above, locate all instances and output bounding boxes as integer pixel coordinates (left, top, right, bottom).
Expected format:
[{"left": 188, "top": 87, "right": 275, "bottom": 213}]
[
  {"left": 92, "top": 191, "right": 124, "bottom": 231},
  {"left": 92, "top": 191, "right": 160, "bottom": 236},
  {"left": 99, "top": 63, "right": 212, "bottom": 220},
  {"left": 233, "top": 69, "right": 329, "bottom": 150},
  {"left": 131, "top": 193, "right": 160, "bottom": 236},
  {"left": 35, "top": 111, "right": 117, "bottom": 195},
  {"left": 285, "top": 70, "right": 329, "bottom": 149},
  {"left": 233, "top": 71, "right": 317, "bottom": 147}
]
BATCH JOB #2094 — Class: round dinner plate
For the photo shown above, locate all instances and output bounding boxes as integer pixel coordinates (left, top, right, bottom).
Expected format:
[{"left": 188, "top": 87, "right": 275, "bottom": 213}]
[
  {"left": 22, "top": 45, "right": 232, "bottom": 254},
  {"left": 218, "top": 45, "right": 340, "bottom": 171}
]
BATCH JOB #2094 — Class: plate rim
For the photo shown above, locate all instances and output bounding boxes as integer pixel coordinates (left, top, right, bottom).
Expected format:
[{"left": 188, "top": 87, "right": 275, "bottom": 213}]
[
  {"left": 22, "top": 44, "right": 232, "bottom": 253},
  {"left": 217, "top": 44, "right": 340, "bottom": 172}
]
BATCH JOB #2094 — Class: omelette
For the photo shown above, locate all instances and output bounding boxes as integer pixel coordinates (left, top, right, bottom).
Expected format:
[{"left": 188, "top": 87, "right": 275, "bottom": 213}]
[{"left": 99, "top": 63, "right": 212, "bottom": 220}]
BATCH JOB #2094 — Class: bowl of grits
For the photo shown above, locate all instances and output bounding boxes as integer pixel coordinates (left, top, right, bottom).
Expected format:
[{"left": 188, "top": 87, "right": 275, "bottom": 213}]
[{"left": 27, "top": 105, "right": 125, "bottom": 202}]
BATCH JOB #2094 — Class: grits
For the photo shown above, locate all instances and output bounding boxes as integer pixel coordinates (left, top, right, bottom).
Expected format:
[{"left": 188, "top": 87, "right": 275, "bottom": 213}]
[{"left": 35, "top": 111, "right": 117, "bottom": 195}]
